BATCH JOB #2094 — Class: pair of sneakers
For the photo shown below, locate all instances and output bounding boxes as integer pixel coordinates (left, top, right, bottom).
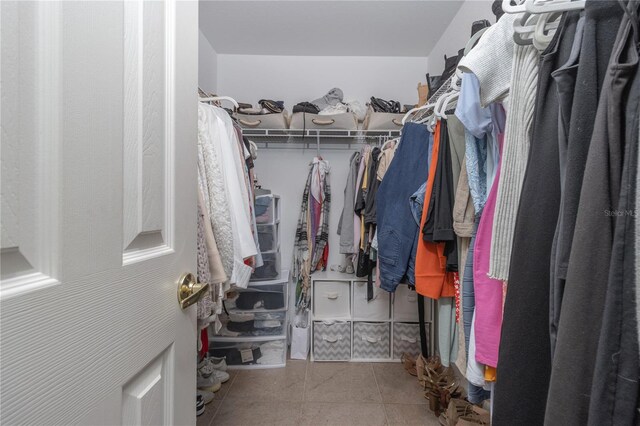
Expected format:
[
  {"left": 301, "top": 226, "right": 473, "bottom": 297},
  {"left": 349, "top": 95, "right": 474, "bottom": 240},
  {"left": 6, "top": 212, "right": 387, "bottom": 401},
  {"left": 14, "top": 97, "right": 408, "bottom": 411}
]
[{"left": 197, "top": 356, "right": 229, "bottom": 393}]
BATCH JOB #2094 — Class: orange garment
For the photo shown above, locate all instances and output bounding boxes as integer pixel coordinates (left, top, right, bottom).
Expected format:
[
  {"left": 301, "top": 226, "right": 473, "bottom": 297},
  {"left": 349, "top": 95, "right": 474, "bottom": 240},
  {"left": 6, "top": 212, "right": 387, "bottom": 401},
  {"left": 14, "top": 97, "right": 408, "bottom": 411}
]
[
  {"left": 485, "top": 366, "right": 497, "bottom": 382},
  {"left": 415, "top": 121, "right": 456, "bottom": 299}
]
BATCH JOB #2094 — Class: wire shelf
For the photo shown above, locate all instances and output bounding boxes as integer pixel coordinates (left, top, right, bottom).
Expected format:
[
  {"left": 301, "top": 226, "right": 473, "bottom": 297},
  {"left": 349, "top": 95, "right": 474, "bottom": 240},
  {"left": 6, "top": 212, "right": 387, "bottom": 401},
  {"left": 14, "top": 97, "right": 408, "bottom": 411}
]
[{"left": 241, "top": 128, "right": 401, "bottom": 150}]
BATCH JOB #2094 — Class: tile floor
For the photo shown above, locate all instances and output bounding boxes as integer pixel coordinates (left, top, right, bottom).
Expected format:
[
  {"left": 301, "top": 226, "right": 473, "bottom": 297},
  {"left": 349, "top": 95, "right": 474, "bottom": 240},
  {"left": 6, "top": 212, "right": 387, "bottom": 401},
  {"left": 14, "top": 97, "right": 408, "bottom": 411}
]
[{"left": 197, "top": 360, "right": 441, "bottom": 426}]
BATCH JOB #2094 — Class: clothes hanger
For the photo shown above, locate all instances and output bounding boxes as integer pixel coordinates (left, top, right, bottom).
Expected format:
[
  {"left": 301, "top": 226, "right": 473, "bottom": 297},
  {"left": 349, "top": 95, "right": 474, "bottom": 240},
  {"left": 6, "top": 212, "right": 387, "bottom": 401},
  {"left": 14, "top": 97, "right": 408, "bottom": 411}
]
[
  {"left": 434, "top": 87, "right": 456, "bottom": 119},
  {"left": 533, "top": 11, "right": 563, "bottom": 50},
  {"left": 199, "top": 95, "right": 240, "bottom": 109},
  {"left": 402, "top": 103, "right": 432, "bottom": 124},
  {"left": 438, "top": 92, "right": 459, "bottom": 118},
  {"left": 463, "top": 27, "right": 489, "bottom": 56},
  {"left": 525, "top": 0, "right": 585, "bottom": 14},
  {"left": 249, "top": 140, "right": 258, "bottom": 158},
  {"left": 513, "top": 12, "right": 536, "bottom": 45},
  {"left": 381, "top": 137, "right": 399, "bottom": 151},
  {"left": 501, "top": 0, "right": 528, "bottom": 14}
]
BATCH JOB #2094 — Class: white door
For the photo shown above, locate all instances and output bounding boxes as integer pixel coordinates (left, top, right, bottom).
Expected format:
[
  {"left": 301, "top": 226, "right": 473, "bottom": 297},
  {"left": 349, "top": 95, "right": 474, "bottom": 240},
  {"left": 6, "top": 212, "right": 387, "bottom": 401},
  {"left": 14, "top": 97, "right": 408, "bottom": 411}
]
[{"left": 1, "top": 1, "right": 199, "bottom": 424}]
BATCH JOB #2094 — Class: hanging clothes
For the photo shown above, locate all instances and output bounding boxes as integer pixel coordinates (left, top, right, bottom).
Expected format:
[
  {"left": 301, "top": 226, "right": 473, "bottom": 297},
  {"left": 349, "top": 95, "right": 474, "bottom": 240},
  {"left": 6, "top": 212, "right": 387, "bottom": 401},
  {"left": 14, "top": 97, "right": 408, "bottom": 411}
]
[
  {"left": 377, "top": 123, "right": 432, "bottom": 291},
  {"left": 493, "top": 11, "right": 579, "bottom": 425},
  {"left": 337, "top": 151, "right": 360, "bottom": 254},
  {"left": 414, "top": 121, "right": 456, "bottom": 300},
  {"left": 545, "top": 8, "right": 633, "bottom": 425},
  {"left": 196, "top": 192, "right": 214, "bottom": 320},
  {"left": 548, "top": 0, "right": 624, "bottom": 356},
  {"left": 487, "top": 41, "right": 540, "bottom": 281},
  {"left": 423, "top": 119, "right": 458, "bottom": 272},
  {"left": 200, "top": 104, "right": 257, "bottom": 289},
  {"left": 293, "top": 157, "right": 331, "bottom": 309},
  {"left": 587, "top": 31, "right": 639, "bottom": 424},
  {"left": 472, "top": 126, "right": 504, "bottom": 369},
  {"left": 210, "top": 106, "right": 258, "bottom": 285},
  {"left": 198, "top": 104, "right": 235, "bottom": 281},
  {"left": 548, "top": 13, "right": 586, "bottom": 358}
]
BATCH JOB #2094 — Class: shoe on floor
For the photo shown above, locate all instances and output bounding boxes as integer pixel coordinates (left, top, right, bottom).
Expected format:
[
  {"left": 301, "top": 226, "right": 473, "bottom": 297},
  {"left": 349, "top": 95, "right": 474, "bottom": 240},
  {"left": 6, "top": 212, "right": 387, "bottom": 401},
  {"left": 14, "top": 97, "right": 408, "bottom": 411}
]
[
  {"left": 197, "top": 372, "right": 221, "bottom": 393},
  {"left": 210, "top": 368, "right": 230, "bottom": 383},
  {"left": 207, "top": 356, "right": 227, "bottom": 371},
  {"left": 197, "top": 390, "right": 215, "bottom": 405},
  {"left": 196, "top": 395, "right": 205, "bottom": 417},
  {"left": 198, "top": 356, "right": 228, "bottom": 374}
]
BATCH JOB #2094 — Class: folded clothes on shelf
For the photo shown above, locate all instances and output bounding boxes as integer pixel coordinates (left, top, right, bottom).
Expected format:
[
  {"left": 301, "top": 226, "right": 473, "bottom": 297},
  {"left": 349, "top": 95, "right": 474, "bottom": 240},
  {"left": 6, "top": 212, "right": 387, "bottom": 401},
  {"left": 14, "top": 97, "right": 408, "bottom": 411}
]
[{"left": 235, "top": 291, "right": 285, "bottom": 310}]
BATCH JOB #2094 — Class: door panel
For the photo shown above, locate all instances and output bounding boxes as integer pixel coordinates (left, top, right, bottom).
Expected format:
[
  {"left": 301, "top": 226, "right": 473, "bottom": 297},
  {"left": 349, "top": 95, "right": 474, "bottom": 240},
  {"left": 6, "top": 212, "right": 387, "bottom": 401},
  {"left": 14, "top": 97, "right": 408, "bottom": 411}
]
[
  {"left": 1, "top": 1, "right": 61, "bottom": 294},
  {"left": 0, "top": 1, "right": 198, "bottom": 425},
  {"left": 123, "top": 0, "right": 171, "bottom": 259},
  {"left": 121, "top": 345, "right": 174, "bottom": 426}
]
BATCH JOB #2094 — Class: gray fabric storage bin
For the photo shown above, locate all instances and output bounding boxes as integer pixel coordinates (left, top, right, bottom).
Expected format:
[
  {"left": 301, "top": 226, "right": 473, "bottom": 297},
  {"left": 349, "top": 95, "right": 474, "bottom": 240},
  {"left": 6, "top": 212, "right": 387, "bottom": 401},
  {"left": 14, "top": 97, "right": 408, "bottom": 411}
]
[
  {"left": 313, "top": 321, "right": 351, "bottom": 361},
  {"left": 362, "top": 109, "right": 405, "bottom": 131},
  {"left": 289, "top": 112, "right": 357, "bottom": 131},
  {"left": 352, "top": 322, "right": 390, "bottom": 359},
  {"left": 393, "top": 322, "right": 422, "bottom": 359},
  {"left": 233, "top": 111, "right": 289, "bottom": 129}
]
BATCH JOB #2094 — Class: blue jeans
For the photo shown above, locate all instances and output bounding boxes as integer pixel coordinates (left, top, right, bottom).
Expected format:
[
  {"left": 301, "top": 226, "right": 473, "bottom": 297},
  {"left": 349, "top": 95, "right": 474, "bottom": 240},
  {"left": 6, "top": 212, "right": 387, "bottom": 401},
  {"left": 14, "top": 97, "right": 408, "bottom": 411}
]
[
  {"left": 377, "top": 123, "right": 432, "bottom": 292},
  {"left": 463, "top": 216, "right": 490, "bottom": 403}
]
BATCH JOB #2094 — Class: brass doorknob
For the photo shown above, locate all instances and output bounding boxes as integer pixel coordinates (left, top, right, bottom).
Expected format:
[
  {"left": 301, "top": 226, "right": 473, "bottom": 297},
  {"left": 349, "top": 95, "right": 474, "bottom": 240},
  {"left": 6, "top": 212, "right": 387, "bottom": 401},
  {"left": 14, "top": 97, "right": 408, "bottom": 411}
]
[{"left": 177, "top": 273, "right": 210, "bottom": 310}]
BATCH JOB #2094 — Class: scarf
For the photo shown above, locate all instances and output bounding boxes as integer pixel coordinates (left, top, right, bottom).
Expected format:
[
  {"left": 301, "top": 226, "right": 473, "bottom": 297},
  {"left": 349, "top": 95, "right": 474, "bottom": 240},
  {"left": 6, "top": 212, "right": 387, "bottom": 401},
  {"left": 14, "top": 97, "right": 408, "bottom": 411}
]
[{"left": 293, "top": 158, "right": 331, "bottom": 309}]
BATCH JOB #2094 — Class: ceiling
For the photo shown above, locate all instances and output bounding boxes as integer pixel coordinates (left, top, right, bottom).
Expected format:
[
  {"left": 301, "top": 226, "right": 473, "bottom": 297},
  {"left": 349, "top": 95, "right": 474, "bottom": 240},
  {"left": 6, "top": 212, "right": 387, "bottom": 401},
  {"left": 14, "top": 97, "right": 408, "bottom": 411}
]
[{"left": 199, "top": 1, "right": 465, "bottom": 57}]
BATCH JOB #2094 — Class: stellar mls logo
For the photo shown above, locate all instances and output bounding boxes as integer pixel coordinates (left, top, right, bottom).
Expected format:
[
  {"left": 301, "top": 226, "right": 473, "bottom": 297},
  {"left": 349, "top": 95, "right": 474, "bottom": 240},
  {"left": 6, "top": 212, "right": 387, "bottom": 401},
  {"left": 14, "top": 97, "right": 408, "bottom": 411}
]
[{"left": 604, "top": 209, "right": 637, "bottom": 217}]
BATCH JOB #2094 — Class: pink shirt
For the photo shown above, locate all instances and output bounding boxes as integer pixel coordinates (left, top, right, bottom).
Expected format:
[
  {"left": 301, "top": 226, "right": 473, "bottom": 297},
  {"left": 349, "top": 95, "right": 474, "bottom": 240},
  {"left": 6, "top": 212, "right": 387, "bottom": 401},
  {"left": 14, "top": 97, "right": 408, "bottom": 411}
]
[{"left": 473, "top": 132, "right": 504, "bottom": 368}]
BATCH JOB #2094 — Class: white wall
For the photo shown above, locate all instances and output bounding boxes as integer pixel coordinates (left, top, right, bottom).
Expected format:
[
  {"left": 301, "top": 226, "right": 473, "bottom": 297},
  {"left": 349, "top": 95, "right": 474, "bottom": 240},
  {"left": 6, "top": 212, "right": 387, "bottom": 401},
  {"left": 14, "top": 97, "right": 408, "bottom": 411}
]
[
  {"left": 217, "top": 54, "right": 429, "bottom": 109},
  {"left": 427, "top": 0, "right": 495, "bottom": 74},
  {"left": 254, "top": 148, "right": 357, "bottom": 273},
  {"left": 218, "top": 54, "right": 428, "bottom": 270},
  {"left": 198, "top": 30, "right": 217, "bottom": 93}
]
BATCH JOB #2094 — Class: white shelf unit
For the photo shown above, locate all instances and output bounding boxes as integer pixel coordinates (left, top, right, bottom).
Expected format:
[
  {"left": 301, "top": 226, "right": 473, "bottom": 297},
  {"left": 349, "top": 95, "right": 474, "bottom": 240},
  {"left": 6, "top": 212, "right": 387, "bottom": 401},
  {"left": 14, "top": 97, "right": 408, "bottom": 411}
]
[{"left": 309, "top": 271, "right": 434, "bottom": 363}]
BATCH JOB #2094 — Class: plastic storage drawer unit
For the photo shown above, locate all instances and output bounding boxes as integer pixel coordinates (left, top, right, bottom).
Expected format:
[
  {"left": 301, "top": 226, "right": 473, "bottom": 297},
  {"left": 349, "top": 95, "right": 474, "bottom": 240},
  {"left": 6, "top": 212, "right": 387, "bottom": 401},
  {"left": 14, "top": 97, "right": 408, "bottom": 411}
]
[
  {"left": 251, "top": 251, "right": 281, "bottom": 281},
  {"left": 227, "top": 283, "right": 286, "bottom": 312},
  {"left": 257, "top": 224, "right": 279, "bottom": 252},
  {"left": 220, "top": 310, "right": 287, "bottom": 338},
  {"left": 209, "top": 338, "right": 286, "bottom": 369},
  {"left": 255, "top": 194, "right": 280, "bottom": 225}
]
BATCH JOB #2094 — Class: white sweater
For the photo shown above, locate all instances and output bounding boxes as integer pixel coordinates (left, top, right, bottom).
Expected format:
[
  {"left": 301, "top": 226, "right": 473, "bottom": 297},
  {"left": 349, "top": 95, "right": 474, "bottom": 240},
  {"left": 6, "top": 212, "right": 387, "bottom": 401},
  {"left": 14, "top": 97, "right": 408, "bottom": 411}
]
[
  {"left": 489, "top": 42, "right": 540, "bottom": 280},
  {"left": 458, "top": 14, "right": 518, "bottom": 107}
]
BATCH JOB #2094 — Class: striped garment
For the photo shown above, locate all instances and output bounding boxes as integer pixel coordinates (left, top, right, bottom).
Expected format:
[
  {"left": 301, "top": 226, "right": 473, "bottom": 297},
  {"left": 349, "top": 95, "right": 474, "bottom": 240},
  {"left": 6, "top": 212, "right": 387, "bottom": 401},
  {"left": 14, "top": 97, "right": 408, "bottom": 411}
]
[{"left": 293, "top": 158, "right": 331, "bottom": 309}]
